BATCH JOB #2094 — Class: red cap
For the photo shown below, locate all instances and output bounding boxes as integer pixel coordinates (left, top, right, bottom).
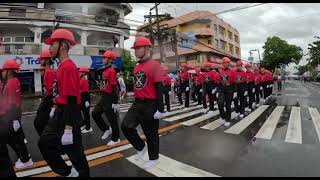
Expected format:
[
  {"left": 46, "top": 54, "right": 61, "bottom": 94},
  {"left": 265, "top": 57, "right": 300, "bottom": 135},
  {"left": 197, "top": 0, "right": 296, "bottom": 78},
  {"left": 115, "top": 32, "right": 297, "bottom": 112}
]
[
  {"left": 79, "top": 66, "right": 89, "bottom": 73},
  {"left": 103, "top": 50, "right": 116, "bottom": 60},
  {"left": 236, "top": 60, "right": 243, "bottom": 66},
  {"left": 44, "top": 28, "right": 77, "bottom": 46},
  {"left": 131, "top": 36, "right": 152, "bottom": 49},
  {"left": 2, "top": 59, "right": 20, "bottom": 70}
]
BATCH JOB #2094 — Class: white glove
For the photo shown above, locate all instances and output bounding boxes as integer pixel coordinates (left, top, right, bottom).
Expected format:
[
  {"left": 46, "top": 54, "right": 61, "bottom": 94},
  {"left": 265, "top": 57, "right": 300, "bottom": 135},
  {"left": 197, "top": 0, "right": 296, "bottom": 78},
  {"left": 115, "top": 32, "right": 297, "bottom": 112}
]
[
  {"left": 252, "top": 89, "right": 255, "bottom": 93},
  {"left": 233, "top": 92, "right": 238, "bottom": 98},
  {"left": 112, "top": 104, "right": 120, "bottom": 113},
  {"left": 260, "top": 86, "right": 263, "bottom": 90},
  {"left": 185, "top": 87, "right": 189, "bottom": 91},
  {"left": 212, "top": 88, "right": 216, "bottom": 94},
  {"left": 13, "top": 120, "right": 20, "bottom": 132},
  {"left": 153, "top": 110, "right": 164, "bottom": 119},
  {"left": 61, "top": 129, "right": 73, "bottom": 145},
  {"left": 85, "top": 101, "right": 90, "bottom": 108},
  {"left": 49, "top": 108, "right": 56, "bottom": 119},
  {"left": 199, "top": 89, "right": 203, "bottom": 93},
  {"left": 244, "top": 91, "right": 248, "bottom": 96}
]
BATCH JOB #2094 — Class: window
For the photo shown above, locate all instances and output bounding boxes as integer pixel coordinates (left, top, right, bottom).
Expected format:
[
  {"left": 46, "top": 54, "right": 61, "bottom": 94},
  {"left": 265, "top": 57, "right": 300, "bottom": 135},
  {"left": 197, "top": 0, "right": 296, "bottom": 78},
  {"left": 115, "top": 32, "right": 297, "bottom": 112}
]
[
  {"left": 15, "top": 44, "right": 23, "bottom": 49},
  {"left": 186, "top": 54, "right": 198, "bottom": 61},
  {"left": 220, "top": 40, "right": 227, "bottom": 50},
  {"left": 234, "top": 35, "right": 239, "bottom": 43},
  {"left": 208, "top": 38, "right": 212, "bottom": 45},
  {"left": 2, "top": 36, "right": 11, "bottom": 42},
  {"left": 219, "top": 26, "right": 225, "bottom": 36},
  {"left": 214, "top": 24, "right": 217, "bottom": 32},
  {"left": 215, "top": 39, "right": 219, "bottom": 48},
  {"left": 228, "top": 31, "right": 233, "bottom": 40},
  {"left": 9, "top": 8, "right": 26, "bottom": 17},
  {"left": 25, "top": 36, "right": 34, "bottom": 42},
  {"left": 206, "top": 24, "right": 210, "bottom": 28},
  {"left": 235, "top": 47, "right": 240, "bottom": 55},
  {"left": 15, "top": 37, "right": 24, "bottom": 42},
  {"left": 206, "top": 54, "right": 212, "bottom": 61},
  {"left": 4, "top": 45, "right": 10, "bottom": 53},
  {"left": 228, "top": 43, "right": 233, "bottom": 53}
]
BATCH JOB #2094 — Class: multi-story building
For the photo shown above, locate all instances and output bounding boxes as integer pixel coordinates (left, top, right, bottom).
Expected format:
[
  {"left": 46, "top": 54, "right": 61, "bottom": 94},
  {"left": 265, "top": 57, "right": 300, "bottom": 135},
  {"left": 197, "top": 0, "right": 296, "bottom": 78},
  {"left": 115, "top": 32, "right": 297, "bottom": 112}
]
[
  {"left": 137, "top": 11, "right": 241, "bottom": 68},
  {"left": 0, "top": 3, "right": 132, "bottom": 94}
]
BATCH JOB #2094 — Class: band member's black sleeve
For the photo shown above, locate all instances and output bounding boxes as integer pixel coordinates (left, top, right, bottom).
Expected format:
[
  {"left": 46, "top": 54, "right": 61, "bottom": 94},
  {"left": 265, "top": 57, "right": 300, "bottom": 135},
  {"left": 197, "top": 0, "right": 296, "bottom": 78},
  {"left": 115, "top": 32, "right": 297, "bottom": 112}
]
[
  {"left": 64, "top": 96, "right": 77, "bottom": 126},
  {"left": 155, "top": 82, "right": 164, "bottom": 113},
  {"left": 111, "top": 85, "right": 118, "bottom": 104}
]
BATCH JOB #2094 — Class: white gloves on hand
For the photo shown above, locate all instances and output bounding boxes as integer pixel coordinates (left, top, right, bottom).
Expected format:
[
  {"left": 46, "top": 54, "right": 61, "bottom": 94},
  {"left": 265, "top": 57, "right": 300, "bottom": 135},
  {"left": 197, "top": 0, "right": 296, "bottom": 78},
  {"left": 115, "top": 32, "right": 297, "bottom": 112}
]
[
  {"left": 13, "top": 120, "right": 20, "bottom": 132},
  {"left": 252, "top": 89, "right": 255, "bottom": 93},
  {"left": 112, "top": 104, "right": 120, "bottom": 113},
  {"left": 212, "top": 88, "right": 216, "bottom": 94},
  {"left": 260, "top": 86, "right": 263, "bottom": 90},
  {"left": 244, "top": 91, "right": 248, "bottom": 96},
  {"left": 199, "top": 89, "right": 203, "bottom": 93},
  {"left": 185, "top": 87, "right": 189, "bottom": 91},
  {"left": 49, "top": 108, "right": 56, "bottom": 119},
  {"left": 85, "top": 101, "right": 90, "bottom": 108},
  {"left": 233, "top": 92, "right": 238, "bottom": 98},
  {"left": 153, "top": 110, "right": 164, "bottom": 119},
  {"left": 61, "top": 129, "right": 73, "bottom": 145}
]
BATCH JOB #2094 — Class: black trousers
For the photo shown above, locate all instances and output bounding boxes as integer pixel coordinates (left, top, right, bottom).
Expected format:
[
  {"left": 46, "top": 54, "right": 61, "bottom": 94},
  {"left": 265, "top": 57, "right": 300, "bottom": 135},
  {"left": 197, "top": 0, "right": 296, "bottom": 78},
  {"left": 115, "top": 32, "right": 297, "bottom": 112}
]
[
  {"left": 217, "top": 90, "right": 233, "bottom": 122},
  {"left": 121, "top": 99, "right": 159, "bottom": 160},
  {"left": 255, "top": 84, "right": 261, "bottom": 104},
  {"left": 262, "top": 84, "right": 267, "bottom": 99},
  {"left": 38, "top": 106, "right": 89, "bottom": 177},
  {"left": 194, "top": 84, "right": 203, "bottom": 105},
  {"left": 80, "top": 92, "right": 91, "bottom": 130},
  {"left": 178, "top": 86, "right": 189, "bottom": 107},
  {"left": 203, "top": 83, "right": 215, "bottom": 110},
  {"left": 278, "top": 80, "right": 282, "bottom": 91},
  {"left": 92, "top": 94, "right": 119, "bottom": 141},
  {"left": 34, "top": 95, "right": 53, "bottom": 136},
  {"left": 246, "top": 82, "right": 255, "bottom": 109},
  {"left": 234, "top": 83, "right": 247, "bottom": 114},
  {"left": 163, "top": 91, "right": 170, "bottom": 112},
  {"left": 0, "top": 117, "right": 16, "bottom": 177}
]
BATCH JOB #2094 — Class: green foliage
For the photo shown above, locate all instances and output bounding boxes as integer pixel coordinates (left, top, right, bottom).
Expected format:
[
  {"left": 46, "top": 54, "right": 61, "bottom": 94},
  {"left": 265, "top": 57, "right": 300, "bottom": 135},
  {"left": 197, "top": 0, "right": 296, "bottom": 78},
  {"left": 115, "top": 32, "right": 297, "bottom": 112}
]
[
  {"left": 261, "top": 36, "right": 303, "bottom": 70},
  {"left": 307, "top": 37, "right": 320, "bottom": 67},
  {"left": 121, "top": 51, "right": 136, "bottom": 86}
]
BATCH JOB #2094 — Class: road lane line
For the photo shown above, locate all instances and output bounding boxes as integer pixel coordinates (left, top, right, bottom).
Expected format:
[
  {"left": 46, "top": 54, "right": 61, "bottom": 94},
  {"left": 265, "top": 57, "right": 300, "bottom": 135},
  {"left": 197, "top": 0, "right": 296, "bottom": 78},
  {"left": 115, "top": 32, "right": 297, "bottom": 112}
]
[
  {"left": 309, "top": 107, "right": 320, "bottom": 142},
  {"left": 120, "top": 102, "right": 199, "bottom": 113},
  {"left": 163, "top": 109, "right": 205, "bottom": 122},
  {"left": 201, "top": 111, "right": 237, "bottom": 130},
  {"left": 254, "top": 106, "right": 284, "bottom": 140},
  {"left": 127, "top": 154, "right": 219, "bottom": 177},
  {"left": 181, "top": 110, "right": 219, "bottom": 126},
  {"left": 225, "top": 105, "right": 269, "bottom": 134},
  {"left": 285, "top": 107, "right": 302, "bottom": 144}
]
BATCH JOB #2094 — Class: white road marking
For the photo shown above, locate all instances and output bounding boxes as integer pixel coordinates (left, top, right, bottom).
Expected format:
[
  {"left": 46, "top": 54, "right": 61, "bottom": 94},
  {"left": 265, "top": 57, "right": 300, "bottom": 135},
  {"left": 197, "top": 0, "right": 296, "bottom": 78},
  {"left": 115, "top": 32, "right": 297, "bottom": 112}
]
[
  {"left": 254, "top": 106, "right": 284, "bottom": 139},
  {"left": 201, "top": 111, "right": 237, "bottom": 130},
  {"left": 163, "top": 109, "right": 205, "bottom": 122},
  {"left": 285, "top": 107, "right": 302, "bottom": 144},
  {"left": 225, "top": 105, "right": 269, "bottom": 134},
  {"left": 181, "top": 110, "right": 219, "bottom": 126},
  {"left": 309, "top": 107, "right": 320, "bottom": 142},
  {"left": 127, "top": 154, "right": 219, "bottom": 177}
]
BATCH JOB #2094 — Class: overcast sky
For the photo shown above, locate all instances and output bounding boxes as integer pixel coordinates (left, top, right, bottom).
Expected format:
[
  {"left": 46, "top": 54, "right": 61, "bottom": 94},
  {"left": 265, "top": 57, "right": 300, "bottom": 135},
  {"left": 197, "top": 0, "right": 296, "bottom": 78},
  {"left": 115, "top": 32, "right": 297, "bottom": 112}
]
[{"left": 124, "top": 3, "right": 320, "bottom": 73}]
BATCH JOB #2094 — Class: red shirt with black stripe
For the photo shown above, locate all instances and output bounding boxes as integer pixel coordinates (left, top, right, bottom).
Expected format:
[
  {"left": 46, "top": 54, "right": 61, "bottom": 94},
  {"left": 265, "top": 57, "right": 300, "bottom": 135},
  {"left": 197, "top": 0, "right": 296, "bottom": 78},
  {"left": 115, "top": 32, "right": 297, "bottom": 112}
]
[{"left": 43, "top": 68, "right": 56, "bottom": 96}]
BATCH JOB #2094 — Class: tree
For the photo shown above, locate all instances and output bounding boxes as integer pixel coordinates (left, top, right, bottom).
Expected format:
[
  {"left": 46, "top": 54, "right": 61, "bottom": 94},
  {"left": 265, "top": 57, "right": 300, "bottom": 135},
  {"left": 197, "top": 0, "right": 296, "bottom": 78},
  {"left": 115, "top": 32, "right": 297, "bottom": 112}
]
[
  {"left": 261, "top": 36, "right": 303, "bottom": 70},
  {"left": 296, "top": 65, "right": 310, "bottom": 75},
  {"left": 307, "top": 36, "right": 320, "bottom": 67},
  {"left": 121, "top": 51, "right": 136, "bottom": 91}
]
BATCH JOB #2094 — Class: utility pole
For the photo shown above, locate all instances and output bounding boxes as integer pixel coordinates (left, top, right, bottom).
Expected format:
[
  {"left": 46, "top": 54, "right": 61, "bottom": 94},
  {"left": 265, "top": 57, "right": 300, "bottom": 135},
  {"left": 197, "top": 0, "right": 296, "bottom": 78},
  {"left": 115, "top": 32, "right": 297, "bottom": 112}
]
[
  {"left": 151, "top": 3, "right": 165, "bottom": 64},
  {"left": 171, "top": 29, "right": 179, "bottom": 68},
  {"left": 148, "top": 11, "right": 154, "bottom": 57}
]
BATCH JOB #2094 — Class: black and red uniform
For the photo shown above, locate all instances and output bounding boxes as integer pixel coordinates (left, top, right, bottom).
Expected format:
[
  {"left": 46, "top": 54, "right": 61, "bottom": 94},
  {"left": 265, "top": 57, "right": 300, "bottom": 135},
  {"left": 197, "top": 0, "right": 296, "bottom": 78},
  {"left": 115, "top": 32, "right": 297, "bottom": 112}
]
[
  {"left": 162, "top": 73, "right": 171, "bottom": 112},
  {"left": 3, "top": 77, "right": 32, "bottom": 165},
  {"left": 34, "top": 68, "right": 56, "bottom": 136},
  {"left": 194, "top": 72, "right": 204, "bottom": 105},
  {"left": 92, "top": 65, "right": 119, "bottom": 141},
  {"left": 177, "top": 70, "right": 190, "bottom": 107},
  {"left": 234, "top": 69, "right": 247, "bottom": 115},
  {"left": 79, "top": 74, "right": 91, "bottom": 130},
  {"left": 216, "top": 68, "right": 236, "bottom": 122},
  {"left": 0, "top": 78, "right": 16, "bottom": 177},
  {"left": 38, "top": 59, "right": 89, "bottom": 177},
  {"left": 260, "top": 72, "right": 267, "bottom": 100},
  {"left": 254, "top": 73, "right": 262, "bottom": 104},
  {"left": 246, "top": 70, "right": 256, "bottom": 110},
  {"left": 121, "top": 58, "right": 164, "bottom": 161},
  {"left": 266, "top": 73, "right": 273, "bottom": 98},
  {"left": 202, "top": 70, "right": 216, "bottom": 110}
]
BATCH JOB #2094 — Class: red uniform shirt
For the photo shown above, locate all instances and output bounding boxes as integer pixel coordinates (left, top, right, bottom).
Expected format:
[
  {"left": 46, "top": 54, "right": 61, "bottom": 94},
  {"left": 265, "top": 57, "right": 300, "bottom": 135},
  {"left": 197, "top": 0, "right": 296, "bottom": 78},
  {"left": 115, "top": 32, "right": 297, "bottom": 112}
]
[
  {"left": 194, "top": 73, "right": 204, "bottom": 85},
  {"left": 246, "top": 71, "right": 255, "bottom": 83},
  {"left": 100, "top": 67, "right": 118, "bottom": 94},
  {"left": 3, "top": 77, "right": 22, "bottom": 109},
  {"left": 202, "top": 70, "right": 216, "bottom": 83},
  {"left": 134, "top": 59, "right": 162, "bottom": 100},
  {"left": 80, "top": 76, "right": 89, "bottom": 93},
  {"left": 235, "top": 70, "right": 247, "bottom": 84},
  {"left": 178, "top": 70, "right": 190, "bottom": 83},
  {"left": 261, "top": 74, "right": 267, "bottom": 84},
  {"left": 254, "top": 73, "right": 262, "bottom": 85},
  {"left": 43, "top": 68, "right": 56, "bottom": 96},
  {"left": 162, "top": 74, "right": 171, "bottom": 86},
  {"left": 53, "top": 59, "right": 81, "bottom": 105},
  {"left": 267, "top": 74, "right": 273, "bottom": 82},
  {"left": 0, "top": 79, "right": 4, "bottom": 117},
  {"left": 216, "top": 69, "right": 236, "bottom": 85}
]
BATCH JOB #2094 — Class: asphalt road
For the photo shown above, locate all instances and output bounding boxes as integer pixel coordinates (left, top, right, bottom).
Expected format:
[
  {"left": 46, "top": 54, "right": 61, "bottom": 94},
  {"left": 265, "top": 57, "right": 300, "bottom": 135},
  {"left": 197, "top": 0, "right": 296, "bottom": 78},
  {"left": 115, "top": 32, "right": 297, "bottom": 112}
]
[{"left": 9, "top": 80, "right": 320, "bottom": 177}]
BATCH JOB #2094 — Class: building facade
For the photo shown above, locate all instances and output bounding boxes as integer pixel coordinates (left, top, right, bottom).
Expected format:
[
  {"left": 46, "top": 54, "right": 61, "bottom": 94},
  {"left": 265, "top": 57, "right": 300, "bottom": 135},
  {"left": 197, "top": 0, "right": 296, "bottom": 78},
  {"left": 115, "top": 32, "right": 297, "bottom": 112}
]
[
  {"left": 137, "top": 11, "right": 241, "bottom": 68},
  {"left": 0, "top": 3, "right": 132, "bottom": 94}
]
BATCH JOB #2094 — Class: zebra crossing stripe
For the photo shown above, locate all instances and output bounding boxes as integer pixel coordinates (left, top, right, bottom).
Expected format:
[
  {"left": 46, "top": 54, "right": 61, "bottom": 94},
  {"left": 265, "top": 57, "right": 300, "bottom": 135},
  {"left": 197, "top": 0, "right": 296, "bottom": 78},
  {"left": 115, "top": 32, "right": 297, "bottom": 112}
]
[
  {"left": 126, "top": 154, "right": 219, "bottom": 177},
  {"left": 225, "top": 105, "right": 269, "bottom": 134},
  {"left": 181, "top": 110, "right": 219, "bottom": 126},
  {"left": 120, "top": 102, "right": 199, "bottom": 112},
  {"left": 161, "top": 105, "right": 202, "bottom": 117},
  {"left": 164, "top": 109, "right": 205, "bottom": 122},
  {"left": 308, "top": 107, "right": 320, "bottom": 142},
  {"left": 201, "top": 111, "right": 237, "bottom": 130},
  {"left": 254, "top": 106, "right": 285, "bottom": 140},
  {"left": 285, "top": 107, "right": 302, "bottom": 144}
]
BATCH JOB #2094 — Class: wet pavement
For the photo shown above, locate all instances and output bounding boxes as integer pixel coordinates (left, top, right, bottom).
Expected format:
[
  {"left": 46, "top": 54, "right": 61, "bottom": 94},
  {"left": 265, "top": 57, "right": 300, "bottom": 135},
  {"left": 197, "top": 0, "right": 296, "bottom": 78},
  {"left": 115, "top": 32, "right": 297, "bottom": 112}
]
[{"left": 11, "top": 80, "right": 320, "bottom": 177}]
